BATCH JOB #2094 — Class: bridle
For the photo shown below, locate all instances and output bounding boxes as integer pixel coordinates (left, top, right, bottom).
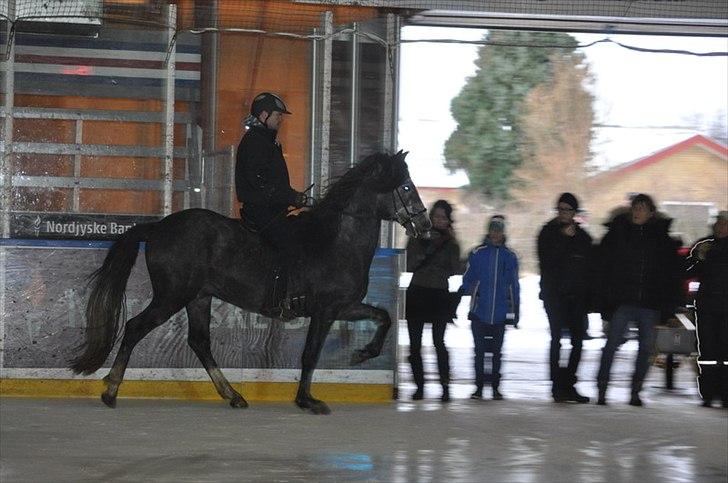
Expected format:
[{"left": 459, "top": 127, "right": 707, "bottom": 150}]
[
  {"left": 392, "top": 178, "right": 427, "bottom": 229},
  {"left": 340, "top": 177, "right": 427, "bottom": 234}
]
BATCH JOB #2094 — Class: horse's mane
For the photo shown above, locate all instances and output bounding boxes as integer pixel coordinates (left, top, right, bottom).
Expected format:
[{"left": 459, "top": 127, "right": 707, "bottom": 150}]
[{"left": 295, "top": 152, "right": 408, "bottom": 251}]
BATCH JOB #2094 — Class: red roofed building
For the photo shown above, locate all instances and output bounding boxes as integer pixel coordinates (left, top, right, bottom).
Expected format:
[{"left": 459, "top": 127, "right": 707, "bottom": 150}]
[{"left": 587, "top": 134, "right": 728, "bottom": 242}]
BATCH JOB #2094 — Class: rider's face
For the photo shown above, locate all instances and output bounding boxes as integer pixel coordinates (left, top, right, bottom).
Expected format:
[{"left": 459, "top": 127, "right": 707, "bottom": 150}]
[{"left": 261, "top": 110, "right": 284, "bottom": 130}]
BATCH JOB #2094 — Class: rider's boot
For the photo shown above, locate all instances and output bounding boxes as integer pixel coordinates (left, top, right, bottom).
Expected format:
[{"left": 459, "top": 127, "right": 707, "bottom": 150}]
[{"left": 260, "top": 264, "right": 296, "bottom": 321}]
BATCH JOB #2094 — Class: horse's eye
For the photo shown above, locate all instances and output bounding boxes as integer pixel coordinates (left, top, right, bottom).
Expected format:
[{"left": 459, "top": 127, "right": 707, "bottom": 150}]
[{"left": 402, "top": 186, "right": 410, "bottom": 191}]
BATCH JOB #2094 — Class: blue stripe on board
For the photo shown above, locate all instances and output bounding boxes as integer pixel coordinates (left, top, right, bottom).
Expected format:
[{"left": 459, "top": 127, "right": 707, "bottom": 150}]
[
  {"left": 0, "top": 238, "right": 114, "bottom": 249},
  {"left": 375, "top": 248, "right": 404, "bottom": 257},
  {"left": 1, "top": 238, "right": 399, "bottom": 257},
  {"left": 1, "top": 33, "right": 201, "bottom": 54},
  {"left": 16, "top": 72, "right": 200, "bottom": 89}
]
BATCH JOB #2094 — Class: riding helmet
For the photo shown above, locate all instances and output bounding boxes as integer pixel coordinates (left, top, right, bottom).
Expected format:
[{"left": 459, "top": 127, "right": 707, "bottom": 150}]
[{"left": 250, "top": 92, "right": 292, "bottom": 116}]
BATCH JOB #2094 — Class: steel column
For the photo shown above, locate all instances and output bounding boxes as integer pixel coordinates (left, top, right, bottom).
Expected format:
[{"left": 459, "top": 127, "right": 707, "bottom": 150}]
[
  {"left": 1, "top": 0, "right": 15, "bottom": 238},
  {"left": 318, "top": 11, "right": 333, "bottom": 198},
  {"left": 380, "top": 14, "right": 401, "bottom": 249},
  {"left": 0, "top": 0, "right": 15, "bottom": 379},
  {"left": 309, "top": 27, "right": 318, "bottom": 191},
  {"left": 162, "top": 4, "right": 177, "bottom": 216},
  {"left": 349, "top": 23, "right": 359, "bottom": 168}
]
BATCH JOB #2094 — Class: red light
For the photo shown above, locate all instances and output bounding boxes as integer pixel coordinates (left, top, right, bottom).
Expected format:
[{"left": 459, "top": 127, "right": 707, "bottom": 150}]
[{"left": 60, "top": 66, "right": 93, "bottom": 76}]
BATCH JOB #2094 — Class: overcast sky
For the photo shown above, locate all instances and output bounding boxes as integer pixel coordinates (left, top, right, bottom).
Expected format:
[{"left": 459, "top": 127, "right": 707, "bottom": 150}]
[{"left": 398, "top": 27, "right": 728, "bottom": 188}]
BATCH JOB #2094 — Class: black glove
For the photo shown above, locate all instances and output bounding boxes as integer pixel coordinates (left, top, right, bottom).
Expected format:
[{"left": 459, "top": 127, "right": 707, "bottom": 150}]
[{"left": 293, "top": 191, "right": 315, "bottom": 208}]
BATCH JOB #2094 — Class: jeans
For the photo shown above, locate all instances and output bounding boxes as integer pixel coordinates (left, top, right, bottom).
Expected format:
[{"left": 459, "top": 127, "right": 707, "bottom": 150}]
[
  {"left": 597, "top": 305, "right": 659, "bottom": 395},
  {"left": 471, "top": 323, "right": 506, "bottom": 390},
  {"left": 544, "top": 296, "right": 586, "bottom": 388},
  {"left": 407, "top": 320, "right": 450, "bottom": 388}
]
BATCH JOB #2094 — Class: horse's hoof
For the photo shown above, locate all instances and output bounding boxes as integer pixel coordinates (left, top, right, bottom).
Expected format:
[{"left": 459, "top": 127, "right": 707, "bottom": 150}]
[
  {"left": 296, "top": 398, "right": 331, "bottom": 415},
  {"left": 350, "top": 349, "right": 375, "bottom": 365},
  {"left": 311, "top": 402, "right": 331, "bottom": 415},
  {"left": 229, "top": 395, "right": 249, "bottom": 408},
  {"left": 101, "top": 393, "right": 117, "bottom": 408}
]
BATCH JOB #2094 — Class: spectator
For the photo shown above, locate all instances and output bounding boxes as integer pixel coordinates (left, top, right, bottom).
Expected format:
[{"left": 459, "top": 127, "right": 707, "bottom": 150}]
[
  {"left": 460, "top": 215, "right": 520, "bottom": 401},
  {"left": 595, "top": 194, "right": 682, "bottom": 406},
  {"left": 405, "top": 200, "right": 462, "bottom": 402},
  {"left": 537, "top": 193, "right": 592, "bottom": 403},
  {"left": 686, "top": 210, "right": 728, "bottom": 408}
]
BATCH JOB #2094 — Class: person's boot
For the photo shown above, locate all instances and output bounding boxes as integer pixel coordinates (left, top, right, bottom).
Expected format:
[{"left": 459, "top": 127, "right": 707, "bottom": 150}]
[
  {"left": 564, "top": 374, "right": 590, "bottom": 403},
  {"left": 470, "top": 386, "right": 483, "bottom": 400},
  {"left": 628, "top": 392, "right": 643, "bottom": 407},
  {"left": 260, "top": 263, "right": 295, "bottom": 320},
  {"left": 412, "top": 386, "right": 424, "bottom": 401},
  {"left": 552, "top": 369, "right": 568, "bottom": 402},
  {"left": 597, "top": 384, "right": 607, "bottom": 405},
  {"left": 492, "top": 386, "right": 503, "bottom": 401},
  {"left": 441, "top": 385, "right": 450, "bottom": 403},
  {"left": 566, "top": 386, "right": 590, "bottom": 403}
]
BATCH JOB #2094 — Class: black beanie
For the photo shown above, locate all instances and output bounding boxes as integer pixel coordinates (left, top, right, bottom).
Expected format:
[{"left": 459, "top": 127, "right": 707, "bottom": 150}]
[{"left": 557, "top": 192, "right": 579, "bottom": 211}]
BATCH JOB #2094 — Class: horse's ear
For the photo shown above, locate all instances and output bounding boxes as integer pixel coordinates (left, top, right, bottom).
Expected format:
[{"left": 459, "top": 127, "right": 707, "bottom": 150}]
[{"left": 393, "top": 150, "right": 408, "bottom": 162}]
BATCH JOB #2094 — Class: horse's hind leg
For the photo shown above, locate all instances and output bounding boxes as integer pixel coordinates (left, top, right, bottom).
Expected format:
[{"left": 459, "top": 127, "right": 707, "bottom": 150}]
[
  {"left": 186, "top": 297, "right": 248, "bottom": 408},
  {"left": 102, "top": 299, "right": 182, "bottom": 408},
  {"left": 337, "top": 303, "right": 392, "bottom": 365}
]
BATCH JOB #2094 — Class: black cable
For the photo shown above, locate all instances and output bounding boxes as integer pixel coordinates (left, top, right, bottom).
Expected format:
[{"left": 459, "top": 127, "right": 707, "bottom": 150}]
[{"left": 399, "top": 37, "right": 728, "bottom": 57}]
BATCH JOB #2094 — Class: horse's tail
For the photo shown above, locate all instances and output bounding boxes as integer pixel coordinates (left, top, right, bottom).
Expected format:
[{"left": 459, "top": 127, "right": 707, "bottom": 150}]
[{"left": 69, "top": 223, "right": 155, "bottom": 375}]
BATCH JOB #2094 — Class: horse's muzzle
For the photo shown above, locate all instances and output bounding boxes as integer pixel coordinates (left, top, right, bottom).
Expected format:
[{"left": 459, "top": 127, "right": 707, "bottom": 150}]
[{"left": 406, "top": 214, "right": 432, "bottom": 238}]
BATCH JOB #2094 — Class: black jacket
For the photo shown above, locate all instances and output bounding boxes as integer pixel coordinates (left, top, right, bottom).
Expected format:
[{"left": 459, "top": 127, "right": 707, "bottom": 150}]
[
  {"left": 687, "top": 236, "right": 728, "bottom": 314},
  {"left": 235, "top": 125, "right": 298, "bottom": 224},
  {"left": 596, "top": 213, "right": 681, "bottom": 319},
  {"left": 537, "top": 218, "right": 593, "bottom": 301}
]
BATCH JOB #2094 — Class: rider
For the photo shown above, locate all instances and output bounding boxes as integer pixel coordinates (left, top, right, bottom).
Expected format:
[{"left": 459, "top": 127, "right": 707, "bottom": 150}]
[{"left": 235, "top": 92, "right": 311, "bottom": 319}]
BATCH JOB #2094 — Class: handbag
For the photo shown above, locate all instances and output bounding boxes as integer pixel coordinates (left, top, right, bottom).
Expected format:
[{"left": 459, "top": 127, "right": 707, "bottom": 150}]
[{"left": 655, "top": 313, "right": 696, "bottom": 355}]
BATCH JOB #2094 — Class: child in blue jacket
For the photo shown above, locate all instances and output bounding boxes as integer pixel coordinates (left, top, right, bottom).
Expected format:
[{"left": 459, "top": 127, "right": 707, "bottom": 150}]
[{"left": 460, "top": 215, "right": 520, "bottom": 400}]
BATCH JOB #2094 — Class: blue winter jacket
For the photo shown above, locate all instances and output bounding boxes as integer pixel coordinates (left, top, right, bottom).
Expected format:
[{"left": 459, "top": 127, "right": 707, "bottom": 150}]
[{"left": 460, "top": 240, "right": 520, "bottom": 325}]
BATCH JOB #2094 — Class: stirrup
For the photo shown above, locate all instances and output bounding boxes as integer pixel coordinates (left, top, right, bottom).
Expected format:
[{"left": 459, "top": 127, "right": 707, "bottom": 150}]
[{"left": 260, "top": 302, "right": 296, "bottom": 321}]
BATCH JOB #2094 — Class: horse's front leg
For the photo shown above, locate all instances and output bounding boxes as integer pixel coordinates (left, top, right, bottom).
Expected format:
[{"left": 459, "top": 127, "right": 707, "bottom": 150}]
[
  {"left": 295, "top": 314, "right": 335, "bottom": 415},
  {"left": 337, "top": 303, "right": 392, "bottom": 365}
]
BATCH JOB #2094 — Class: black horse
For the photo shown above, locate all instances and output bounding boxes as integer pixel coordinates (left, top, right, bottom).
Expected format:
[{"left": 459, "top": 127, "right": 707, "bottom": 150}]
[{"left": 69, "top": 151, "right": 431, "bottom": 414}]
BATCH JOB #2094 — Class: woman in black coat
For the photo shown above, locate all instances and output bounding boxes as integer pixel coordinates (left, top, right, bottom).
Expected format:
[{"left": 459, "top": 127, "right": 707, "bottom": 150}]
[{"left": 405, "top": 200, "right": 462, "bottom": 402}]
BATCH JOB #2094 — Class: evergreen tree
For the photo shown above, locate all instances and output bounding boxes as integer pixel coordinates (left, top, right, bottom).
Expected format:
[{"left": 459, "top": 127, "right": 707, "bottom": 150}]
[{"left": 444, "top": 30, "right": 586, "bottom": 201}]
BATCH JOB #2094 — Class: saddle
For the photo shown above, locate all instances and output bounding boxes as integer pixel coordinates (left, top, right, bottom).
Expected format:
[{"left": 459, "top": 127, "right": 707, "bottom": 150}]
[{"left": 239, "top": 210, "right": 261, "bottom": 234}]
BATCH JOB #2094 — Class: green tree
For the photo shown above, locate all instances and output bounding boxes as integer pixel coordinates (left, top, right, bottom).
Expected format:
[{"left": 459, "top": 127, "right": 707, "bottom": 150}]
[{"left": 444, "top": 30, "right": 584, "bottom": 201}]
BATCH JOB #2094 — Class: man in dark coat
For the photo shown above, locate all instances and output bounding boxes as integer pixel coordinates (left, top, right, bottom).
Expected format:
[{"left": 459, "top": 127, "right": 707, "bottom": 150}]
[
  {"left": 235, "top": 92, "right": 309, "bottom": 241},
  {"left": 235, "top": 92, "right": 310, "bottom": 318},
  {"left": 537, "top": 192, "right": 592, "bottom": 403},
  {"left": 595, "top": 194, "right": 681, "bottom": 407},
  {"left": 686, "top": 210, "right": 728, "bottom": 408}
]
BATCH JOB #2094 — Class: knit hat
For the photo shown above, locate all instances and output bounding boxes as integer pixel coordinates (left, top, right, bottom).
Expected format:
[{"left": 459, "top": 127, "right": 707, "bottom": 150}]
[
  {"left": 488, "top": 214, "right": 506, "bottom": 233},
  {"left": 717, "top": 210, "right": 728, "bottom": 222},
  {"left": 557, "top": 192, "right": 579, "bottom": 211}
]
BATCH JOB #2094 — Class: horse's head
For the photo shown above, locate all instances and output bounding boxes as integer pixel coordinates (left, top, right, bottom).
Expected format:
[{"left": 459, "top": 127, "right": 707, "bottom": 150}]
[{"left": 371, "top": 151, "right": 431, "bottom": 238}]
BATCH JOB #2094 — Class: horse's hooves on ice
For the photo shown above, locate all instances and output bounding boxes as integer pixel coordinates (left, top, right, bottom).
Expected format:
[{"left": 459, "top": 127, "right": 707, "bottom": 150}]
[
  {"left": 229, "top": 395, "right": 249, "bottom": 408},
  {"left": 296, "top": 398, "right": 331, "bottom": 415},
  {"left": 101, "top": 393, "right": 117, "bottom": 408},
  {"left": 309, "top": 401, "right": 331, "bottom": 415},
  {"left": 350, "top": 349, "right": 371, "bottom": 365}
]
